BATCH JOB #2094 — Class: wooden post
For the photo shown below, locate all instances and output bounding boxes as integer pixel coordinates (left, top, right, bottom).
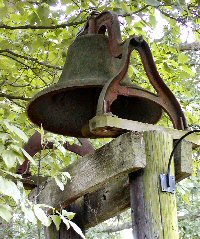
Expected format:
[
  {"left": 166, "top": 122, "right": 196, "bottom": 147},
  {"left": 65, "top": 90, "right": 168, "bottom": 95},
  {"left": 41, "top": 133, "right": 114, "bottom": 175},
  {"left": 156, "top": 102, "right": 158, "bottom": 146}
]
[
  {"left": 45, "top": 198, "right": 85, "bottom": 239},
  {"left": 45, "top": 223, "right": 83, "bottom": 239},
  {"left": 129, "top": 131, "right": 179, "bottom": 239}
]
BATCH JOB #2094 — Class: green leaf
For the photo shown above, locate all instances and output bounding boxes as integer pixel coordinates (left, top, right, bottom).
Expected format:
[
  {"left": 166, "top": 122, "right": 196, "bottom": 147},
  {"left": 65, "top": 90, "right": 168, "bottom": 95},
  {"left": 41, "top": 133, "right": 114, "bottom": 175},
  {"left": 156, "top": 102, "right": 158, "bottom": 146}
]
[
  {"left": 30, "top": 11, "right": 41, "bottom": 25},
  {"left": 0, "top": 0, "right": 4, "bottom": 8},
  {"left": 4, "top": 121, "right": 28, "bottom": 142},
  {"left": 1, "top": 149, "right": 17, "bottom": 168},
  {"left": 54, "top": 172, "right": 71, "bottom": 191},
  {"left": 37, "top": 5, "right": 49, "bottom": 21},
  {"left": 0, "top": 204, "right": 12, "bottom": 222},
  {"left": 60, "top": 215, "right": 70, "bottom": 229},
  {"left": 68, "top": 220, "right": 86, "bottom": 239},
  {"left": 57, "top": 145, "right": 66, "bottom": 156},
  {"left": 0, "top": 170, "right": 22, "bottom": 179},
  {"left": 22, "top": 206, "right": 37, "bottom": 224},
  {"left": 149, "top": 15, "right": 156, "bottom": 27},
  {"left": 163, "top": 62, "right": 173, "bottom": 73},
  {"left": 182, "top": 194, "right": 191, "bottom": 205},
  {"left": 179, "top": 71, "right": 190, "bottom": 79},
  {"left": 34, "top": 205, "right": 52, "bottom": 227},
  {"left": 54, "top": 176, "right": 64, "bottom": 191},
  {"left": 21, "top": 148, "right": 37, "bottom": 166},
  {"left": 120, "top": 2, "right": 132, "bottom": 13},
  {"left": 62, "top": 210, "right": 75, "bottom": 220},
  {"left": 62, "top": 172, "right": 71, "bottom": 180},
  {"left": 181, "top": 65, "right": 195, "bottom": 76},
  {"left": 51, "top": 215, "right": 61, "bottom": 231},
  {"left": 178, "top": 53, "right": 188, "bottom": 64},
  {"left": 0, "top": 176, "right": 21, "bottom": 202}
]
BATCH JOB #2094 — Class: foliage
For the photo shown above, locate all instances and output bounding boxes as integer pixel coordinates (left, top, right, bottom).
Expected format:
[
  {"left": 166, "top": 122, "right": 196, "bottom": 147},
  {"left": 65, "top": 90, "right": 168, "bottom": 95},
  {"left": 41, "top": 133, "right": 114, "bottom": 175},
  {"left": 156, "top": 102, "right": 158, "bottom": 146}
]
[
  {"left": 177, "top": 171, "right": 200, "bottom": 238},
  {"left": 0, "top": 0, "right": 199, "bottom": 238}
]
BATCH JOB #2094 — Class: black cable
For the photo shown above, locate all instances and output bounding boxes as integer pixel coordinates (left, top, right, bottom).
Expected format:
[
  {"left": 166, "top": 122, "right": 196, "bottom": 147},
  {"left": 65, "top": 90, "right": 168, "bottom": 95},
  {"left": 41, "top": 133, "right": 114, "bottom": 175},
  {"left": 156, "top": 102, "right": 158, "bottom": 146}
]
[{"left": 167, "top": 129, "right": 200, "bottom": 176}]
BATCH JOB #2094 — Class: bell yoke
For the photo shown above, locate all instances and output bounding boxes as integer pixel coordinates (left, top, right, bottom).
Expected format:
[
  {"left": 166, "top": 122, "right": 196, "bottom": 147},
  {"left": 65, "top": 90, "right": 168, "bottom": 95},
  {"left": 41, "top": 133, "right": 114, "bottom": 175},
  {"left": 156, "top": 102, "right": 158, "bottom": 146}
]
[{"left": 27, "top": 11, "right": 188, "bottom": 138}]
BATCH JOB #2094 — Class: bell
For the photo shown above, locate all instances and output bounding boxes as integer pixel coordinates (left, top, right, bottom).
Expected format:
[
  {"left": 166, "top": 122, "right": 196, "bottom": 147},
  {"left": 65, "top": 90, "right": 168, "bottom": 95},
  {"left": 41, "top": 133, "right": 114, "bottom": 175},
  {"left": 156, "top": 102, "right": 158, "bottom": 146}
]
[{"left": 27, "top": 34, "right": 162, "bottom": 138}]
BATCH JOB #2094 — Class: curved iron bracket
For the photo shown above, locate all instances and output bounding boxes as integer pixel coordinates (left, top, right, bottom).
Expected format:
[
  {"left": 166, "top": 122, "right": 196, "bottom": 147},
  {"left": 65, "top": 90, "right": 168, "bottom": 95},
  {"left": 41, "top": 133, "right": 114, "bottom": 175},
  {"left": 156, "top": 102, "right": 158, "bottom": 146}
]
[
  {"left": 96, "top": 35, "right": 188, "bottom": 130},
  {"left": 78, "top": 11, "right": 187, "bottom": 130},
  {"left": 16, "top": 131, "right": 94, "bottom": 176}
]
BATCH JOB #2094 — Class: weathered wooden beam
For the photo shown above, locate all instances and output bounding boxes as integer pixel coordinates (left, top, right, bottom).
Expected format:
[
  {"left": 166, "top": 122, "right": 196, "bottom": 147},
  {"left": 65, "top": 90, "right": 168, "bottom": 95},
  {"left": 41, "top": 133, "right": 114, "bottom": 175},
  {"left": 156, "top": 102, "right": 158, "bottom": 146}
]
[
  {"left": 46, "top": 131, "right": 180, "bottom": 237},
  {"left": 58, "top": 136, "right": 192, "bottom": 230},
  {"left": 88, "top": 115, "right": 200, "bottom": 146},
  {"left": 174, "top": 140, "right": 193, "bottom": 182},
  {"left": 23, "top": 138, "right": 189, "bottom": 190},
  {"left": 51, "top": 178, "right": 129, "bottom": 233},
  {"left": 29, "top": 132, "right": 146, "bottom": 211},
  {"left": 83, "top": 176, "right": 130, "bottom": 228},
  {"left": 29, "top": 130, "right": 192, "bottom": 232},
  {"left": 130, "top": 131, "right": 179, "bottom": 238},
  {"left": 64, "top": 135, "right": 192, "bottom": 229}
]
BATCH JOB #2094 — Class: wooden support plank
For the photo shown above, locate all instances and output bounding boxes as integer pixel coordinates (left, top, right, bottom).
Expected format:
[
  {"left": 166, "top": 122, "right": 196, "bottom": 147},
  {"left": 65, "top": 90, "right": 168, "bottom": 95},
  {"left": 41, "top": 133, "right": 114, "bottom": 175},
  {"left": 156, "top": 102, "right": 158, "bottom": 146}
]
[
  {"left": 30, "top": 131, "right": 192, "bottom": 233},
  {"left": 44, "top": 176, "right": 130, "bottom": 235},
  {"left": 24, "top": 134, "right": 192, "bottom": 191},
  {"left": 29, "top": 132, "right": 146, "bottom": 211},
  {"left": 83, "top": 176, "right": 130, "bottom": 228},
  {"left": 130, "top": 131, "right": 179, "bottom": 238},
  {"left": 52, "top": 137, "right": 189, "bottom": 230},
  {"left": 88, "top": 115, "right": 200, "bottom": 146},
  {"left": 60, "top": 136, "right": 192, "bottom": 230},
  {"left": 174, "top": 140, "right": 193, "bottom": 182}
]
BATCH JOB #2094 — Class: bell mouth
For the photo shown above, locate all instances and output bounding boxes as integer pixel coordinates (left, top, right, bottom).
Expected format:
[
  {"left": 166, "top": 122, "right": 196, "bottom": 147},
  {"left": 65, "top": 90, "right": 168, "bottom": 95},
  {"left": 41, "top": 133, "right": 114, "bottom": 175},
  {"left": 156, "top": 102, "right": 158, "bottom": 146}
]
[{"left": 27, "top": 86, "right": 162, "bottom": 138}]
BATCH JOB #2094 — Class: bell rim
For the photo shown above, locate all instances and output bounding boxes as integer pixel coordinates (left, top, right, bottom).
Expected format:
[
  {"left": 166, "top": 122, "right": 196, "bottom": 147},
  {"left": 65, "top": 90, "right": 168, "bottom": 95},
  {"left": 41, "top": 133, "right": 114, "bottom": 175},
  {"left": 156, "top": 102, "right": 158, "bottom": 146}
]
[
  {"left": 27, "top": 80, "right": 163, "bottom": 116},
  {"left": 27, "top": 79, "right": 102, "bottom": 106},
  {"left": 27, "top": 79, "right": 162, "bottom": 108},
  {"left": 27, "top": 82, "right": 163, "bottom": 137}
]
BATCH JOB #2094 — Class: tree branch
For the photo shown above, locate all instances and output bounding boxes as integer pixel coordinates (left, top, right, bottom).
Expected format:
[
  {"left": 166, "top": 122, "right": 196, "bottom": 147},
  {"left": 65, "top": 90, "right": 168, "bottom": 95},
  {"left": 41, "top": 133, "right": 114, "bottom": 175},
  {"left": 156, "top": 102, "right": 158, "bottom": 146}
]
[
  {"left": 0, "top": 20, "right": 86, "bottom": 30},
  {"left": 157, "top": 7, "right": 187, "bottom": 24},
  {"left": 0, "top": 50, "right": 62, "bottom": 70},
  {"left": 0, "top": 93, "right": 31, "bottom": 101},
  {"left": 180, "top": 43, "right": 200, "bottom": 51},
  {"left": 0, "top": 6, "right": 151, "bottom": 30},
  {"left": 119, "top": 5, "right": 150, "bottom": 17},
  {"left": 0, "top": 53, "right": 31, "bottom": 68},
  {"left": 0, "top": 53, "right": 48, "bottom": 85}
]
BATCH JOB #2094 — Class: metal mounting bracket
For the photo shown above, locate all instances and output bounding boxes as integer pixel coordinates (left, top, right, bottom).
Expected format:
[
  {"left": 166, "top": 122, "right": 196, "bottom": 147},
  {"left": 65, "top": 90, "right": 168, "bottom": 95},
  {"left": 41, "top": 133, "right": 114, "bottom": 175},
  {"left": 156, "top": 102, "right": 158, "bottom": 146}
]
[{"left": 160, "top": 173, "right": 176, "bottom": 194}]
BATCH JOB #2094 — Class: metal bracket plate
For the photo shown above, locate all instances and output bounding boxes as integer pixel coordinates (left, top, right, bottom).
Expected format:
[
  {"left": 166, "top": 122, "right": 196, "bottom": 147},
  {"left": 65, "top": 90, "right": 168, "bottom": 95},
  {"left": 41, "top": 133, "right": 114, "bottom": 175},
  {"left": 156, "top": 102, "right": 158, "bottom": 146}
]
[{"left": 160, "top": 173, "right": 176, "bottom": 194}]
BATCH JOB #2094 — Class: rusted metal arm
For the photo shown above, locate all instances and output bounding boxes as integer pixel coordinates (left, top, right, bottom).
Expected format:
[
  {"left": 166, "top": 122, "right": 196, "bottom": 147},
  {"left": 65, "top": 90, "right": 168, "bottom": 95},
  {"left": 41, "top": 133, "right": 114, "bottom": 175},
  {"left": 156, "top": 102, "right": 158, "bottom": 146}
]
[
  {"left": 16, "top": 132, "right": 94, "bottom": 176},
  {"left": 132, "top": 39, "right": 188, "bottom": 130},
  {"left": 96, "top": 36, "right": 188, "bottom": 130},
  {"left": 63, "top": 138, "right": 94, "bottom": 157}
]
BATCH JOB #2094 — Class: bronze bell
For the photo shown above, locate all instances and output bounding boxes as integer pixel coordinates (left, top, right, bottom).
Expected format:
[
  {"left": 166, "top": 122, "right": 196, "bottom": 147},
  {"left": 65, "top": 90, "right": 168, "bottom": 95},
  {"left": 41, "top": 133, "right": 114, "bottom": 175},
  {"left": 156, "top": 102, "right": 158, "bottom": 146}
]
[{"left": 27, "top": 11, "right": 187, "bottom": 138}]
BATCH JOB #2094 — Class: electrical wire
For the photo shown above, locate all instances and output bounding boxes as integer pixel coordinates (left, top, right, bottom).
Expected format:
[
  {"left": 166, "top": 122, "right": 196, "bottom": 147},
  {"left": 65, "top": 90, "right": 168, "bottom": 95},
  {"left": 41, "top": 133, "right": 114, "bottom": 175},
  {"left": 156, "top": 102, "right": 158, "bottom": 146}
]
[{"left": 167, "top": 129, "right": 200, "bottom": 176}]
